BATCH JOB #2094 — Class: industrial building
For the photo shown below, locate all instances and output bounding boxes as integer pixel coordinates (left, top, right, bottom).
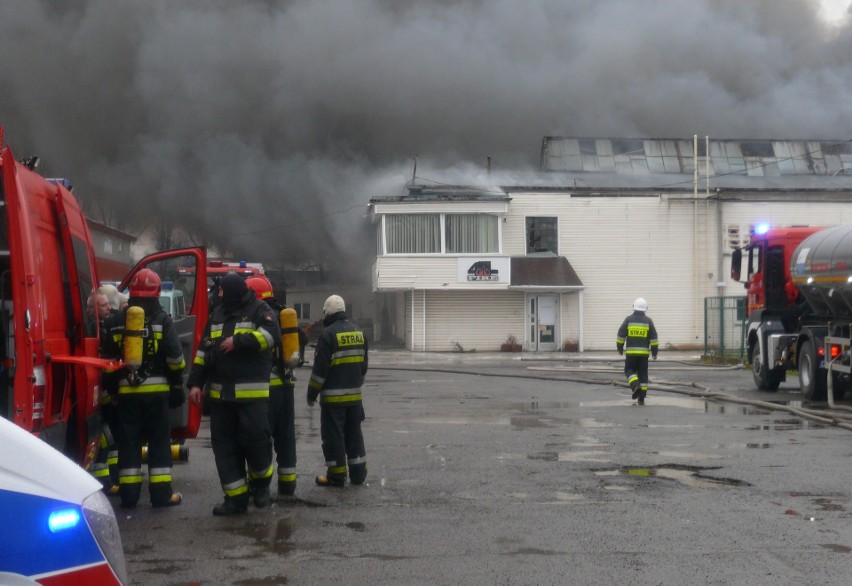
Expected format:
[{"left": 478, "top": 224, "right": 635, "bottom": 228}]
[{"left": 369, "top": 137, "right": 852, "bottom": 352}]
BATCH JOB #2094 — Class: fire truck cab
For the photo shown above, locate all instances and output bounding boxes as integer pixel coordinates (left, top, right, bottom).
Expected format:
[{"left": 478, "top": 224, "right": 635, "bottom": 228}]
[{"left": 0, "top": 129, "right": 208, "bottom": 465}]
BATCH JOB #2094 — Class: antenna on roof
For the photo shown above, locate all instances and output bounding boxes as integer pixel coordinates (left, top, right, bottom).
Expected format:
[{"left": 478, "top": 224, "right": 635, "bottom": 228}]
[
  {"left": 487, "top": 156, "right": 492, "bottom": 175},
  {"left": 412, "top": 155, "right": 418, "bottom": 183}
]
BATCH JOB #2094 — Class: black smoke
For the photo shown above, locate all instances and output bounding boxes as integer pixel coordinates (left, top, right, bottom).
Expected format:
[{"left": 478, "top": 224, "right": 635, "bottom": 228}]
[{"left": 1, "top": 0, "right": 851, "bottom": 276}]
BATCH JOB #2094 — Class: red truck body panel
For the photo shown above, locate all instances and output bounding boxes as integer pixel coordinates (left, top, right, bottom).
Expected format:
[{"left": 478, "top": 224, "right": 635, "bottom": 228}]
[{"left": 1, "top": 129, "right": 207, "bottom": 464}]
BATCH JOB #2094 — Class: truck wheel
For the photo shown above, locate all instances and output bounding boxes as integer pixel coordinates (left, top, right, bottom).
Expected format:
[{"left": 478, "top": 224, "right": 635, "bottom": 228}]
[
  {"left": 751, "top": 344, "right": 781, "bottom": 391},
  {"left": 799, "top": 340, "right": 827, "bottom": 400}
]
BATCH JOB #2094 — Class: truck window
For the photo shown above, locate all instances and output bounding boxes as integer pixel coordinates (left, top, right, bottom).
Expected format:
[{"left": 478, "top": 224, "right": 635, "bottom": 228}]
[
  {"left": 72, "top": 236, "right": 97, "bottom": 338},
  {"left": 764, "top": 246, "right": 787, "bottom": 308}
]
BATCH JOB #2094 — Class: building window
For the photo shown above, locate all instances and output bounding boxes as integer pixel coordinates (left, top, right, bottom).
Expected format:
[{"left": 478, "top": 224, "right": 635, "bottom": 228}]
[
  {"left": 294, "top": 303, "right": 311, "bottom": 320},
  {"left": 445, "top": 214, "right": 498, "bottom": 253},
  {"left": 526, "top": 217, "right": 558, "bottom": 254},
  {"left": 385, "top": 214, "right": 441, "bottom": 254}
]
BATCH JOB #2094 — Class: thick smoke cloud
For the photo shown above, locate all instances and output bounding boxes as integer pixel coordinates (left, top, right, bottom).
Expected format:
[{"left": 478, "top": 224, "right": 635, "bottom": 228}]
[{"left": 1, "top": 0, "right": 851, "bottom": 275}]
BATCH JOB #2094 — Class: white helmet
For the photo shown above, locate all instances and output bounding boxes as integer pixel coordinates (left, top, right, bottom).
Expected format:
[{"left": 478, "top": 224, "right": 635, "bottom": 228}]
[{"left": 633, "top": 297, "right": 648, "bottom": 312}]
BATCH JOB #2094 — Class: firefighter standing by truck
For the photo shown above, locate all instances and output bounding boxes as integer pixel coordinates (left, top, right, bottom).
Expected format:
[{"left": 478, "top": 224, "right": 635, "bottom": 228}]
[
  {"left": 101, "top": 269, "right": 186, "bottom": 508},
  {"left": 89, "top": 285, "right": 123, "bottom": 495},
  {"left": 307, "top": 295, "right": 368, "bottom": 487},
  {"left": 188, "top": 273, "right": 279, "bottom": 515},
  {"left": 246, "top": 275, "right": 300, "bottom": 497},
  {"left": 616, "top": 297, "right": 659, "bottom": 406}
]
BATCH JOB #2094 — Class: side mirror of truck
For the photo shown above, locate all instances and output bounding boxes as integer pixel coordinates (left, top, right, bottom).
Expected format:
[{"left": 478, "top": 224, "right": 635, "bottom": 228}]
[{"left": 731, "top": 248, "right": 742, "bottom": 282}]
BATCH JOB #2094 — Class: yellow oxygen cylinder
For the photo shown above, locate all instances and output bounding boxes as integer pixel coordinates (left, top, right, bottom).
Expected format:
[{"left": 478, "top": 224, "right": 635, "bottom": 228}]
[
  {"left": 124, "top": 305, "right": 145, "bottom": 371},
  {"left": 279, "top": 307, "right": 300, "bottom": 367}
]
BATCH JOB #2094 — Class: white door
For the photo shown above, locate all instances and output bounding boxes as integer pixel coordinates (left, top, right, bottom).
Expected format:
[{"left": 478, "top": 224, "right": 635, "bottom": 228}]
[{"left": 527, "top": 294, "right": 559, "bottom": 351}]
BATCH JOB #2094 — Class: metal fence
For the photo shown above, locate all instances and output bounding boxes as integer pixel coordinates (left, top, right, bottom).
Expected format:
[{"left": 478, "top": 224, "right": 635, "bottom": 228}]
[{"left": 704, "top": 296, "right": 746, "bottom": 359}]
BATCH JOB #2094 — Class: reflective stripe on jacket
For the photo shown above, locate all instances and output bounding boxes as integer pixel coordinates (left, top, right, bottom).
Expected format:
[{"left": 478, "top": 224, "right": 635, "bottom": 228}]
[
  {"left": 188, "top": 293, "right": 280, "bottom": 402},
  {"left": 616, "top": 311, "right": 659, "bottom": 356},
  {"left": 307, "top": 312, "right": 368, "bottom": 406}
]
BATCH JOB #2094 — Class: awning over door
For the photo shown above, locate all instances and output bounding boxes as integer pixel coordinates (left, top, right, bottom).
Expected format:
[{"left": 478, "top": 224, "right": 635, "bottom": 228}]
[{"left": 509, "top": 256, "right": 584, "bottom": 290}]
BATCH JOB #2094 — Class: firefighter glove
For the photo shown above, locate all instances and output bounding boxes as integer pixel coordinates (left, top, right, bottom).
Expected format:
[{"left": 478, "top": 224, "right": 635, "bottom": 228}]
[{"left": 169, "top": 384, "right": 186, "bottom": 408}]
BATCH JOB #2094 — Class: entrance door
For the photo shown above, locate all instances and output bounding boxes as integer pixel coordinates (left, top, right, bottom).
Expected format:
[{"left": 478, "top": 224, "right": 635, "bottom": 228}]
[{"left": 527, "top": 294, "right": 559, "bottom": 351}]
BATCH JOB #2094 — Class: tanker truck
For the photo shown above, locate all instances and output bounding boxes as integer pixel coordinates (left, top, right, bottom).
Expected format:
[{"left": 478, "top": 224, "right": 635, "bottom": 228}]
[{"left": 731, "top": 224, "right": 852, "bottom": 400}]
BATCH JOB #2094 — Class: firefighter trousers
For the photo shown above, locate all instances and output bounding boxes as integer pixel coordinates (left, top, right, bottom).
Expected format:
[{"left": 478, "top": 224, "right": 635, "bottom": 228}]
[
  {"left": 91, "top": 403, "right": 122, "bottom": 490},
  {"left": 320, "top": 403, "right": 367, "bottom": 485},
  {"left": 624, "top": 354, "right": 650, "bottom": 394},
  {"left": 209, "top": 399, "right": 273, "bottom": 504},
  {"left": 269, "top": 382, "right": 297, "bottom": 494},
  {"left": 117, "top": 394, "right": 173, "bottom": 507}
]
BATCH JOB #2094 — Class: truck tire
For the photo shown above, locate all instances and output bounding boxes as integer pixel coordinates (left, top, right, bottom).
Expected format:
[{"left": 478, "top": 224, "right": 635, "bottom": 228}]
[
  {"left": 799, "top": 339, "right": 827, "bottom": 400},
  {"left": 751, "top": 343, "right": 782, "bottom": 391}
]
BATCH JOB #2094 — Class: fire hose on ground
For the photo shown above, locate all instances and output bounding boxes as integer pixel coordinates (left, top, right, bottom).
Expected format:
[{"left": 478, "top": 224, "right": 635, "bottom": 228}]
[{"left": 372, "top": 363, "right": 852, "bottom": 433}]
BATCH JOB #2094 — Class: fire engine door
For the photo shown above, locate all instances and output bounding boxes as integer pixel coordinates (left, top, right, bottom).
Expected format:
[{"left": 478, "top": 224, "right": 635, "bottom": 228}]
[{"left": 527, "top": 294, "right": 559, "bottom": 351}]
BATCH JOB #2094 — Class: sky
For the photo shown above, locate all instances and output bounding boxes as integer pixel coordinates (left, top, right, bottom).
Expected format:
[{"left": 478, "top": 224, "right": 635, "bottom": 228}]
[{"left": 2, "top": 0, "right": 852, "bottom": 274}]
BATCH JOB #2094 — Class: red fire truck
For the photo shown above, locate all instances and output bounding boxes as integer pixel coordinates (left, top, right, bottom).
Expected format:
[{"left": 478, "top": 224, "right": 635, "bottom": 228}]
[
  {"left": 0, "top": 127, "right": 208, "bottom": 466},
  {"left": 732, "top": 223, "right": 852, "bottom": 400}
]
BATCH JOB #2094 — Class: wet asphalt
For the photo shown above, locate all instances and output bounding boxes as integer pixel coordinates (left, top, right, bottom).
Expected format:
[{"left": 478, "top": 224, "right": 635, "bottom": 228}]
[{"left": 116, "top": 350, "right": 852, "bottom": 585}]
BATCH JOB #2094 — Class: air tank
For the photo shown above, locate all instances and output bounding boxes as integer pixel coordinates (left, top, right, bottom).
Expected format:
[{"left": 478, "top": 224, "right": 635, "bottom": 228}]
[{"left": 790, "top": 225, "right": 852, "bottom": 319}]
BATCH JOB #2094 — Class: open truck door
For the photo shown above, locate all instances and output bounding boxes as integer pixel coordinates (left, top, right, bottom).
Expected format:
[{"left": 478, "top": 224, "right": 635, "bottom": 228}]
[{"left": 119, "top": 248, "right": 207, "bottom": 440}]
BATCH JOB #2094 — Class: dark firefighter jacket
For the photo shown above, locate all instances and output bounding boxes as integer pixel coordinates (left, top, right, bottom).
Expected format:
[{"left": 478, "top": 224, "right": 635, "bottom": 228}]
[
  {"left": 307, "top": 311, "right": 368, "bottom": 406},
  {"left": 616, "top": 311, "right": 659, "bottom": 357},
  {"left": 188, "top": 290, "right": 280, "bottom": 401},
  {"left": 102, "top": 298, "right": 186, "bottom": 396}
]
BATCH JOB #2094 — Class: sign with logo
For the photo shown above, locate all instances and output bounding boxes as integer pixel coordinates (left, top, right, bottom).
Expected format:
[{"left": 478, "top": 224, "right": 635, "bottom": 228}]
[{"left": 457, "top": 258, "right": 510, "bottom": 284}]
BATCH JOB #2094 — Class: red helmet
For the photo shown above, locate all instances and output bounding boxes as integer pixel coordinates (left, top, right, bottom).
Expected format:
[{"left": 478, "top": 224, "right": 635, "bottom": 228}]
[
  {"left": 128, "top": 268, "right": 161, "bottom": 298},
  {"left": 246, "top": 275, "right": 274, "bottom": 300}
]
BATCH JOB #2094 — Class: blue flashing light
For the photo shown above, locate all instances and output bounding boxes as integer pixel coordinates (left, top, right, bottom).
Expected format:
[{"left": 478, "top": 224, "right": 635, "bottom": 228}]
[
  {"left": 161, "top": 280, "right": 174, "bottom": 290},
  {"left": 754, "top": 223, "right": 770, "bottom": 235},
  {"left": 49, "top": 508, "right": 81, "bottom": 533},
  {"left": 239, "top": 260, "right": 247, "bottom": 268}
]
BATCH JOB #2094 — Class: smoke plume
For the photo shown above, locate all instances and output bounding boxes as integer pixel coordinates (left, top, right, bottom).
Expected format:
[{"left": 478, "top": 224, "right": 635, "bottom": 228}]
[{"left": 1, "top": 0, "right": 851, "bottom": 276}]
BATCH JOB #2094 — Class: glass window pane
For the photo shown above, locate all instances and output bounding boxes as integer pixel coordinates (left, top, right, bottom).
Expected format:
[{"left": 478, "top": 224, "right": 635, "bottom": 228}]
[
  {"left": 526, "top": 217, "right": 558, "bottom": 254},
  {"left": 446, "top": 214, "right": 498, "bottom": 253},
  {"left": 385, "top": 214, "right": 440, "bottom": 254}
]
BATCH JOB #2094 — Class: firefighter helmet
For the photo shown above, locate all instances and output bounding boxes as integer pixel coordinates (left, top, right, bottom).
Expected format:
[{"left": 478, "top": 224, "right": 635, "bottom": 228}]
[
  {"left": 246, "top": 275, "right": 274, "bottom": 300},
  {"left": 633, "top": 297, "right": 648, "bottom": 312},
  {"left": 323, "top": 294, "right": 346, "bottom": 317},
  {"left": 128, "top": 268, "right": 162, "bottom": 298}
]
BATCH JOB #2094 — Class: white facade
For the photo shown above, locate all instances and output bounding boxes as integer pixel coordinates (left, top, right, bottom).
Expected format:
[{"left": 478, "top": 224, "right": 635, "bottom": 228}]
[
  {"left": 371, "top": 138, "right": 852, "bottom": 353},
  {"left": 371, "top": 189, "right": 852, "bottom": 353}
]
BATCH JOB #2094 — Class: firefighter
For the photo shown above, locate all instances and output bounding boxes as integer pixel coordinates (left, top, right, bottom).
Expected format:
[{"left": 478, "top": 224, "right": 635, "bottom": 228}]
[
  {"left": 616, "top": 297, "right": 659, "bottom": 406},
  {"left": 307, "top": 295, "right": 368, "bottom": 487},
  {"left": 90, "top": 286, "right": 123, "bottom": 495},
  {"left": 246, "top": 275, "right": 299, "bottom": 497},
  {"left": 102, "top": 268, "right": 186, "bottom": 508},
  {"left": 188, "top": 273, "right": 279, "bottom": 515}
]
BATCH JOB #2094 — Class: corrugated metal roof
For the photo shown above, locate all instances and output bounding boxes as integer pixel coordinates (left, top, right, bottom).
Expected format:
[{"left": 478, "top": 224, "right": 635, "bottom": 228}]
[{"left": 541, "top": 137, "right": 852, "bottom": 177}]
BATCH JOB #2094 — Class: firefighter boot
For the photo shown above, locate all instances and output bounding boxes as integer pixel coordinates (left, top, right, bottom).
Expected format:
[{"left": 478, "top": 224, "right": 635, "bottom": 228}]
[
  {"left": 153, "top": 492, "right": 183, "bottom": 508},
  {"left": 638, "top": 392, "right": 646, "bottom": 406},
  {"left": 630, "top": 379, "right": 642, "bottom": 400},
  {"left": 278, "top": 480, "right": 297, "bottom": 497},
  {"left": 253, "top": 486, "right": 271, "bottom": 508},
  {"left": 315, "top": 475, "right": 345, "bottom": 488},
  {"left": 212, "top": 495, "right": 249, "bottom": 516}
]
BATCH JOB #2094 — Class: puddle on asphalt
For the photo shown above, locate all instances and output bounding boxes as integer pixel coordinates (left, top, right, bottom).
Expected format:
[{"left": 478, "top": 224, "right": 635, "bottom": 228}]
[
  {"left": 528, "top": 450, "right": 612, "bottom": 463},
  {"left": 593, "top": 465, "right": 749, "bottom": 488}
]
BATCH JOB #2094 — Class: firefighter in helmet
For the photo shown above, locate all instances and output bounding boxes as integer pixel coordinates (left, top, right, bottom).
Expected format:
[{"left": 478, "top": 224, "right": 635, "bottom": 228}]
[
  {"left": 101, "top": 268, "right": 186, "bottom": 508},
  {"left": 616, "top": 297, "right": 659, "bottom": 406},
  {"left": 188, "top": 273, "right": 279, "bottom": 515},
  {"left": 307, "top": 294, "right": 368, "bottom": 487},
  {"left": 246, "top": 275, "right": 299, "bottom": 497}
]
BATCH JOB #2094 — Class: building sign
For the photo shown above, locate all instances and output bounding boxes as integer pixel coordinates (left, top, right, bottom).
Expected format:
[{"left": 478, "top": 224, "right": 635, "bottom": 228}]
[{"left": 457, "top": 258, "right": 510, "bottom": 284}]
